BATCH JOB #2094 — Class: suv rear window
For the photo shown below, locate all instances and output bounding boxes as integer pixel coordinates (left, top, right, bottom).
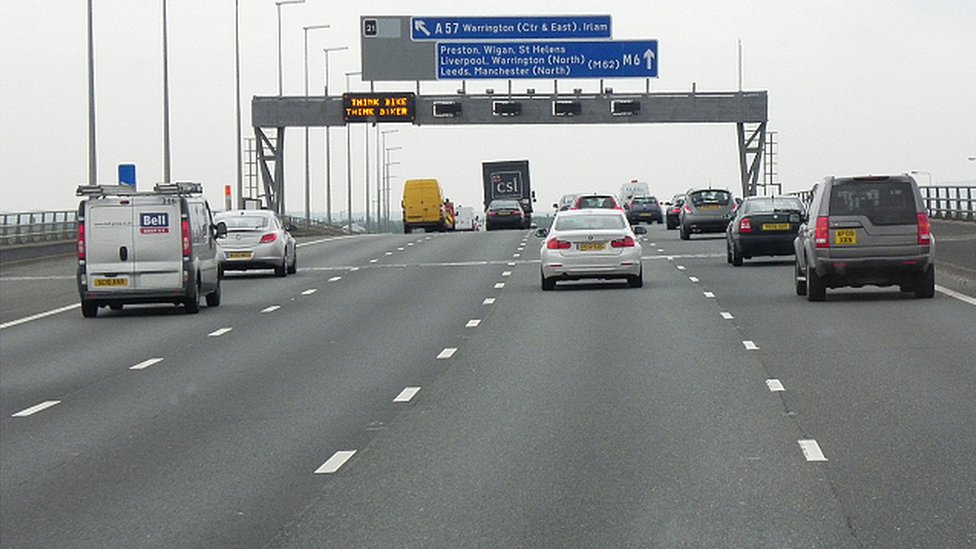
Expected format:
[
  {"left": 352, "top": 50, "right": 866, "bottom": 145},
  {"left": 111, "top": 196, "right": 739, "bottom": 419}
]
[
  {"left": 690, "top": 190, "right": 731, "bottom": 206},
  {"left": 828, "top": 181, "right": 916, "bottom": 225}
]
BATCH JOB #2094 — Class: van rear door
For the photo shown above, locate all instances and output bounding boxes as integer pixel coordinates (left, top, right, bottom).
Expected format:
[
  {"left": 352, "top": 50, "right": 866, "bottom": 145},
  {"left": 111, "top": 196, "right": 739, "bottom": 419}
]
[
  {"left": 86, "top": 200, "right": 135, "bottom": 291},
  {"left": 131, "top": 196, "right": 183, "bottom": 290}
]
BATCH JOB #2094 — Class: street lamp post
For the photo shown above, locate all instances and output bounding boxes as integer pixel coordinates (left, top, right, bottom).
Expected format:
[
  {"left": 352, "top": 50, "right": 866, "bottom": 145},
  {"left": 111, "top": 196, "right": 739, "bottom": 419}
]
[
  {"left": 275, "top": 0, "right": 305, "bottom": 96},
  {"left": 302, "top": 24, "right": 329, "bottom": 225},
  {"left": 384, "top": 146, "right": 402, "bottom": 231},
  {"left": 385, "top": 161, "right": 400, "bottom": 232},
  {"left": 162, "top": 0, "right": 171, "bottom": 183},
  {"left": 345, "top": 71, "right": 362, "bottom": 233},
  {"left": 87, "top": 0, "right": 97, "bottom": 185},
  {"left": 381, "top": 130, "right": 398, "bottom": 232},
  {"left": 322, "top": 46, "right": 348, "bottom": 225},
  {"left": 235, "top": 0, "right": 243, "bottom": 207}
]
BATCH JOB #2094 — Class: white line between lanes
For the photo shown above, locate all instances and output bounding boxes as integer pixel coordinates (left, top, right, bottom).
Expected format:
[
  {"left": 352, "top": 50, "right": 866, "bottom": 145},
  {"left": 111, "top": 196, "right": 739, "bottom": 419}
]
[
  {"left": 494, "top": 282, "right": 505, "bottom": 289},
  {"left": 703, "top": 291, "right": 716, "bottom": 298},
  {"left": 208, "top": 327, "right": 233, "bottom": 337},
  {"left": 397, "top": 247, "right": 405, "bottom": 251},
  {"left": 301, "top": 289, "right": 318, "bottom": 295},
  {"left": 766, "top": 379, "right": 785, "bottom": 392},
  {"left": 483, "top": 298, "right": 496, "bottom": 305},
  {"left": 466, "top": 319, "right": 482, "bottom": 328},
  {"left": 12, "top": 400, "right": 61, "bottom": 417},
  {"left": 0, "top": 304, "right": 80, "bottom": 330},
  {"left": 502, "top": 271, "right": 512, "bottom": 277},
  {"left": 328, "top": 276, "right": 342, "bottom": 282},
  {"left": 314, "top": 450, "right": 357, "bottom": 474},
  {"left": 130, "top": 358, "right": 164, "bottom": 370},
  {"left": 689, "top": 276, "right": 699, "bottom": 283},
  {"left": 935, "top": 285, "right": 976, "bottom": 306},
  {"left": 370, "top": 259, "right": 378, "bottom": 263},
  {"left": 508, "top": 262, "right": 517, "bottom": 266},
  {"left": 513, "top": 253, "right": 521, "bottom": 258},
  {"left": 677, "top": 265, "right": 686, "bottom": 271},
  {"left": 394, "top": 387, "right": 421, "bottom": 403},
  {"left": 798, "top": 440, "right": 828, "bottom": 462},
  {"left": 436, "top": 348, "right": 458, "bottom": 359},
  {"left": 261, "top": 305, "right": 281, "bottom": 313},
  {"left": 743, "top": 340, "right": 759, "bottom": 350},
  {"left": 721, "top": 312, "right": 734, "bottom": 320}
]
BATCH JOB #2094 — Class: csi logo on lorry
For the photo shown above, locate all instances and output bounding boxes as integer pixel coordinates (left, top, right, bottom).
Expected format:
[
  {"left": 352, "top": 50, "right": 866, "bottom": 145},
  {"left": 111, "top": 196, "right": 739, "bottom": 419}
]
[
  {"left": 491, "top": 172, "right": 522, "bottom": 195},
  {"left": 139, "top": 212, "right": 170, "bottom": 234}
]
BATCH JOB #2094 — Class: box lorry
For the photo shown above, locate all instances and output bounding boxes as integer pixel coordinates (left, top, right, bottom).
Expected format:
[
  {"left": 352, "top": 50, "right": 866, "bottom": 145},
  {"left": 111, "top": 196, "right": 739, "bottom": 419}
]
[{"left": 482, "top": 160, "right": 535, "bottom": 226}]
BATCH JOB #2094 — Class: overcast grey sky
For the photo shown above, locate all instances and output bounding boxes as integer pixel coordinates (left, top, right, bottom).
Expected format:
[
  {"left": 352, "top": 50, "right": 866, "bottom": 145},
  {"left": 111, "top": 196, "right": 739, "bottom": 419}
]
[{"left": 2, "top": 1, "right": 975, "bottom": 215}]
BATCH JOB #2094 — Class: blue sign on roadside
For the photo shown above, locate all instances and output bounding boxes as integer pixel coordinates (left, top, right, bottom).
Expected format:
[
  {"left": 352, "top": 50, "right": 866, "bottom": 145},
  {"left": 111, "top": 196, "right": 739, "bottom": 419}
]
[
  {"left": 437, "top": 40, "right": 658, "bottom": 79},
  {"left": 411, "top": 16, "right": 611, "bottom": 41},
  {"left": 118, "top": 164, "right": 136, "bottom": 187}
]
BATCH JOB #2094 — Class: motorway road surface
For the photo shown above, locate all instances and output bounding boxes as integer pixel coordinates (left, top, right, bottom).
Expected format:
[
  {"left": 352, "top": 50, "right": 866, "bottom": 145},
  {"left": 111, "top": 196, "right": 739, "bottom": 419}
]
[{"left": 1, "top": 225, "right": 974, "bottom": 547}]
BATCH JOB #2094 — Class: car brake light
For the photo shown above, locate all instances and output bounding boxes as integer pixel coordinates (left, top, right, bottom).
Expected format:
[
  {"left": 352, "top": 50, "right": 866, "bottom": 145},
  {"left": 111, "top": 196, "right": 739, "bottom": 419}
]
[
  {"left": 260, "top": 233, "right": 277, "bottom": 244},
  {"left": 739, "top": 218, "right": 752, "bottom": 233},
  {"left": 916, "top": 213, "right": 931, "bottom": 245},
  {"left": 546, "top": 238, "right": 572, "bottom": 250},
  {"left": 513, "top": 210, "right": 522, "bottom": 217},
  {"left": 683, "top": 204, "right": 692, "bottom": 213},
  {"left": 611, "top": 235, "right": 636, "bottom": 248},
  {"left": 77, "top": 221, "right": 86, "bottom": 260},
  {"left": 181, "top": 219, "right": 191, "bottom": 256},
  {"left": 815, "top": 216, "right": 830, "bottom": 248},
  {"left": 487, "top": 211, "right": 498, "bottom": 216}
]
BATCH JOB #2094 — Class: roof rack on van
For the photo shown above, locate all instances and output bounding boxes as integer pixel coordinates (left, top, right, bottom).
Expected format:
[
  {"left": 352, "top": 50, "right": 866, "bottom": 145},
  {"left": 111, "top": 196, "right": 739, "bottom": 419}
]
[
  {"left": 76, "top": 184, "right": 140, "bottom": 197},
  {"left": 154, "top": 181, "right": 203, "bottom": 194}
]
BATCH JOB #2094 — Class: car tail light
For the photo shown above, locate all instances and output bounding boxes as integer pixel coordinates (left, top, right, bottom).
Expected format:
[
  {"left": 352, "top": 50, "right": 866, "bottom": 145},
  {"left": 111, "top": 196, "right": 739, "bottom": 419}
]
[
  {"left": 611, "top": 235, "right": 636, "bottom": 248},
  {"left": 260, "top": 232, "right": 277, "bottom": 244},
  {"left": 181, "top": 219, "right": 192, "bottom": 257},
  {"left": 916, "top": 213, "right": 931, "bottom": 245},
  {"left": 739, "top": 218, "right": 752, "bottom": 233},
  {"left": 814, "top": 216, "right": 830, "bottom": 248},
  {"left": 512, "top": 210, "right": 522, "bottom": 217},
  {"left": 77, "top": 221, "right": 86, "bottom": 260},
  {"left": 487, "top": 211, "right": 498, "bottom": 217},
  {"left": 546, "top": 238, "right": 572, "bottom": 250},
  {"left": 683, "top": 204, "right": 692, "bottom": 213}
]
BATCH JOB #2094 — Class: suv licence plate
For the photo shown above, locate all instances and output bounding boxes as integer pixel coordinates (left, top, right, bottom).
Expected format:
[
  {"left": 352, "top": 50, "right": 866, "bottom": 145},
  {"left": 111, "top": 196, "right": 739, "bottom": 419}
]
[
  {"left": 579, "top": 242, "right": 606, "bottom": 251},
  {"left": 835, "top": 229, "right": 857, "bottom": 245}
]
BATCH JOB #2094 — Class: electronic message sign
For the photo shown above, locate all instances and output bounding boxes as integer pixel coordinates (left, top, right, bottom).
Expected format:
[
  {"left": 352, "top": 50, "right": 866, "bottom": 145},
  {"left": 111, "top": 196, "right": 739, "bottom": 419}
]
[{"left": 342, "top": 92, "right": 416, "bottom": 123}]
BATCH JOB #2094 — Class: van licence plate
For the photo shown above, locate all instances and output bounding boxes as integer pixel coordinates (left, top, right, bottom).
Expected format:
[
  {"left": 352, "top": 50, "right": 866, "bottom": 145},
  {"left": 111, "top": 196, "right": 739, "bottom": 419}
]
[
  {"left": 762, "top": 223, "right": 790, "bottom": 231},
  {"left": 579, "top": 242, "right": 606, "bottom": 251},
  {"left": 835, "top": 229, "right": 857, "bottom": 245},
  {"left": 93, "top": 277, "right": 128, "bottom": 287}
]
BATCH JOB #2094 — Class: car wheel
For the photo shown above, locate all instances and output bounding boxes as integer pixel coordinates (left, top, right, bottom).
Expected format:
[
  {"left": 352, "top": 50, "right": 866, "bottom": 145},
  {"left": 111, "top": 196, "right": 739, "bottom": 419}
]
[
  {"left": 274, "top": 256, "right": 287, "bottom": 277},
  {"left": 218, "top": 265, "right": 225, "bottom": 279},
  {"left": 679, "top": 224, "right": 690, "bottom": 240},
  {"left": 287, "top": 252, "right": 297, "bottom": 275},
  {"left": 914, "top": 265, "right": 935, "bottom": 299},
  {"left": 541, "top": 271, "right": 556, "bottom": 291},
  {"left": 205, "top": 278, "right": 221, "bottom": 307},
  {"left": 81, "top": 300, "right": 98, "bottom": 318},
  {"left": 794, "top": 261, "right": 807, "bottom": 296},
  {"left": 628, "top": 271, "right": 644, "bottom": 288},
  {"left": 184, "top": 280, "right": 201, "bottom": 313},
  {"left": 726, "top": 240, "right": 733, "bottom": 264},
  {"left": 731, "top": 242, "right": 743, "bottom": 266},
  {"left": 806, "top": 262, "right": 826, "bottom": 302}
]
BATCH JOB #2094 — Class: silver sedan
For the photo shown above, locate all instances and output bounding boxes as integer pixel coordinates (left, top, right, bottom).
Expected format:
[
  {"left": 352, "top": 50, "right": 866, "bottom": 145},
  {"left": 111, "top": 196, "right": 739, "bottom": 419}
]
[
  {"left": 214, "top": 210, "right": 297, "bottom": 277},
  {"left": 538, "top": 209, "right": 646, "bottom": 290}
]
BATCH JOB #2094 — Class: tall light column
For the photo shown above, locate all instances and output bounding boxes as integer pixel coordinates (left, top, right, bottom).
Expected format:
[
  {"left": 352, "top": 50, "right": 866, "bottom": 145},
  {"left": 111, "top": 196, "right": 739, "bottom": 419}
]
[
  {"left": 385, "top": 146, "right": 402, "bottom": 231},
  {"left": 235, "top": 0, "right": 243, "bottom": 206},
  {"left": 275, "top": 0, "right": 304, "bottom": 96},
  {"left": 345, "top": 71, "right": 361, "bottom": 233},
  {"left": 302, "top": 24, "right": 329, "bottom": 224},
  {"left": 322, "top": 46, "right": 347, "bottom": 225},
  {"left": 162, "top": 0, "right": 171, "bottom": 183},
  {"left": 380, "top": 130, "right": 398, "bottom": 232},
  {"left": 87, "top": 0, "right": 97, "bottom": 185}
]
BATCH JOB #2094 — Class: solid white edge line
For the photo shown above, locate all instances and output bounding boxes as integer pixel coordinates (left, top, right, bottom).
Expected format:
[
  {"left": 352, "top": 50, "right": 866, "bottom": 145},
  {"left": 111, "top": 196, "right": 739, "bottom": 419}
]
[
  {"left": 466, "top": 319, "right": 482, "bottom": 328},
  {"left": 766, "top": 379, "right": 786, "bottom": 392},
  {"left": 0, "top": 304, "right": 80, "bottom": 330},
  {"left": 394, "top": 387, "right": 421, "bottom": 402},
  {"left": 314, "top": 450, "right": 357, "bottom": 474},
  {"left": 130, "top": 357, "right": 164, "bottom": 370},
  {"left": 798, "top": 439, "right": 828, "bottom": 461},
  {"left": 436, "top": 348, "right": 458, "bottom": 359},
  {"left": 208, "top": 327, "right": 233, "bottom": 337},
  {"left": 935, "top": 285, "right": 976, "bottom": 306},
  {"left": 12, "top": 400, "right": 61, "bottom": 417},
  {"left": 743, "top": 340, "right": 759, "bottom": 350},
  {"left": 720, "top": 312, "right": 734, "bottom": 320}
]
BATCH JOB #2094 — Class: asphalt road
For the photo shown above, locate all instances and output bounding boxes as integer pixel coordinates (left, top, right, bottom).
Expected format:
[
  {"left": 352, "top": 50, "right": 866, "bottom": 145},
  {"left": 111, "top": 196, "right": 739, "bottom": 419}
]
[{"left": 1, "top": 225, "right": 974, "bottom": 547}]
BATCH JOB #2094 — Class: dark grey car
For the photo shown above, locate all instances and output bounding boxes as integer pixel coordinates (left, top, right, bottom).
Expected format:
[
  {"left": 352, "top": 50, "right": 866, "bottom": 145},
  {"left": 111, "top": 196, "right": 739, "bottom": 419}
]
[
  {"left": 679, "top": 188, "right": 736, "bottom": 239},
  {"left": 793, "top": 174, "right": 935, "bottom": 301}
]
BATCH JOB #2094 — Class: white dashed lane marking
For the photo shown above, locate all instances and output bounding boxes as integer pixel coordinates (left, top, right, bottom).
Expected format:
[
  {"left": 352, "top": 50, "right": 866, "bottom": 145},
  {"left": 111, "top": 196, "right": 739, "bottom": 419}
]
[
  {"left": 720, "top": 312, "right": 734, "bottom": 320},
  {"left": 130, "top": 358, "right": 164, "bottom": 370},
  {"left": 743, "top": 340, "right": 759, "bottom": 350},
  {"left": 394, "top": 387, "right": 421, "bottom": 403},
  {"left": 798, "top": 440, "right": 828, "bottom": 462},
  {"left": 466, "top": 319, "right": 482, "bottom": 328},
  {"left": 502, "top": 271, "right": 512, "bottom": 277},
  {"left": 12, "top": 400, "right": 61, "bottom": 417},
  {"left": 301, "top": 289, "right": 318, "bottom": 295},
  {"left": 261, "top": 305, "right": 281, "bottom": 313},
  {"left": 689, "top": 276, "right": 699, "bottom": 283},
  {"left": 328, "top": 276, "right": 342, "bottom": 282},
  {"left": 370, "top": 259, "right": 378, "bottom": 263},
  {"left": 703, "top": 291, "right": 716, "bottom": 298},
  {"left": 766, "top": 379, "right": 785, "bottom": 392},
  {"left": 483, "top": 298, "right": 496, "bottom": 305},
  {"left": 436, "top": 348, "right": 458, "bottom": 359},
  {"left": 208, "top": 327, "right": 233, "bottom": 337},
  {"left": 314, "top": 450, "right": 357, "bottom": 474},
  {"left": 677, "top": 265, "right": 686, "bottom": 271},
  {"left": 494, "top": 283, "right": 505, "bottom": 289}
]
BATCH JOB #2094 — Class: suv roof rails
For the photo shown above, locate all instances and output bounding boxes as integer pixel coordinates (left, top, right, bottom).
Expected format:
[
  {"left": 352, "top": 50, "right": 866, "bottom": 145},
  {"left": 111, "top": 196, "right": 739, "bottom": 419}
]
[{"left": 76, "top": 181, "right": 204, "bottom": 197}]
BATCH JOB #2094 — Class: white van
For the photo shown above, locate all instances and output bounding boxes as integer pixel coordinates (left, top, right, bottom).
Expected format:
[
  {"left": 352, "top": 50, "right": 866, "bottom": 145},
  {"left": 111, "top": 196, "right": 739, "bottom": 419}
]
[
  {"left": 75, "top": 182, "right": 227, "bottom": 317},
  {"left": 454, "top": 206, "right": 478, "bottom": 231}
]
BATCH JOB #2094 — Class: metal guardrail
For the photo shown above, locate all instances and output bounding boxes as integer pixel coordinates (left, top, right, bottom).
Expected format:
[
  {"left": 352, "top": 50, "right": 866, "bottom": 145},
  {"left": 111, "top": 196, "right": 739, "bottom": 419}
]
[
  {"left": 789, "top": 185, "right": 974, "bottom": 221},
  {"left": 1, "top": 211, "right": 78, "bottom": 246}
]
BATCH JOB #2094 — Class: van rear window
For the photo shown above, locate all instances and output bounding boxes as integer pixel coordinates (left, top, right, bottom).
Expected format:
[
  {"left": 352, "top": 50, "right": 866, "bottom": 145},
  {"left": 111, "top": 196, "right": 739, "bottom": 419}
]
[{"left": 828, "top": 182, "right": 916, "bottom": 225}]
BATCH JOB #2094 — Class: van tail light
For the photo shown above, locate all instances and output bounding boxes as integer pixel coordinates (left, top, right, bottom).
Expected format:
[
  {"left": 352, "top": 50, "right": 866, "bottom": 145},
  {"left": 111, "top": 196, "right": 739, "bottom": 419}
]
[
  {"left": 546, "top": 238, "right": 572, "bottom": 250},
  {"left": 181, "top": 219, "right": 192, "bottom": 257},
  {"left": 814, "top": 216, "right": 830, "bottom": 248},
  {"left": 611, "top": 235, "right": 636, "bottom": 248},
  {"left": 916, "top": 213, "right": 931, "bottom": 245},
  {"left": 259, "top": 233, "right": 277, "bottom": 244},
  {"left": 77, "top": 221, "right": 86, "bottom": 260},
  {"left": 739, "top": 218, "right": 752, "bottom": 233}
]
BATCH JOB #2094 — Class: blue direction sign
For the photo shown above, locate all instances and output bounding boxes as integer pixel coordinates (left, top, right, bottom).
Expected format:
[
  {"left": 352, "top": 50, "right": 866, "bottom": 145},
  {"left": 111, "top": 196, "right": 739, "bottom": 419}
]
[
  {"left": 437, "top": 40, "right": 658, "bottom": 79},
  {"left": 411, "top": 16, "right": 611, "bottom": 41}
]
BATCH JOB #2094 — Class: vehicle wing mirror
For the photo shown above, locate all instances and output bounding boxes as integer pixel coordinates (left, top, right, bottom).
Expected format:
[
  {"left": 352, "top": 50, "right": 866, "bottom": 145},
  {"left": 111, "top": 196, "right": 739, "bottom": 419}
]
[
  {"left": 632, "top": 225, "right": 647, "bottom": 235},
  {"left": 214, "top": 221, "right": 228, "bottom": 239},
  {"left": 552, "top": 203, "right": 559, "bottom": 209},
  {"left": 535, "top": 228, "right": 549, "bottom": 237}
]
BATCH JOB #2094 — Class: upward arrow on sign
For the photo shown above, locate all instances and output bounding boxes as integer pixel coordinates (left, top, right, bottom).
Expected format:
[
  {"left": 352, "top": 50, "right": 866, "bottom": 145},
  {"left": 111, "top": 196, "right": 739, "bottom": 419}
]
[{"left": 644, "top": 49, "right": 655, "bottom": 70}]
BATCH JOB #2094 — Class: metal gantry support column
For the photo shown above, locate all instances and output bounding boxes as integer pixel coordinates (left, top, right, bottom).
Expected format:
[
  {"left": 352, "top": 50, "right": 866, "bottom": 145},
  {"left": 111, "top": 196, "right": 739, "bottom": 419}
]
[
  {"left": 737, "top": 121, "right": 766, "bottom": 197},
  {"left": 256, "top": 127, "right": 285, "bottom": 215}
]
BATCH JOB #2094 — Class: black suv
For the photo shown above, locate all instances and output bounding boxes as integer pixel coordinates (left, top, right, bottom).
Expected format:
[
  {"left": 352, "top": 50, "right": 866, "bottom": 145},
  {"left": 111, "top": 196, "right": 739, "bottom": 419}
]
[{"left": 793, "top": 174, "right": 935, "bottom": 301}]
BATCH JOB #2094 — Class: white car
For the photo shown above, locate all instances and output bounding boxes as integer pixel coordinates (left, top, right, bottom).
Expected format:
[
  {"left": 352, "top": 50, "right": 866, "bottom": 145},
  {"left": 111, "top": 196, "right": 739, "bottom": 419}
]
[
  {"left": 214, "top": 210, "right": 297, "bottom": 277},
  {"left": 538, "top": 209, "right": 646, "bottom": 290}
]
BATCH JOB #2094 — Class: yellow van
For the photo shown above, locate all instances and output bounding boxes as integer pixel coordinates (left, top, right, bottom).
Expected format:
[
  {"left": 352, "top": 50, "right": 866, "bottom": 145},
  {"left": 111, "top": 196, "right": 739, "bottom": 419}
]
[{"left": 402, "top": 179, "right": 449, "bottom": 233}]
